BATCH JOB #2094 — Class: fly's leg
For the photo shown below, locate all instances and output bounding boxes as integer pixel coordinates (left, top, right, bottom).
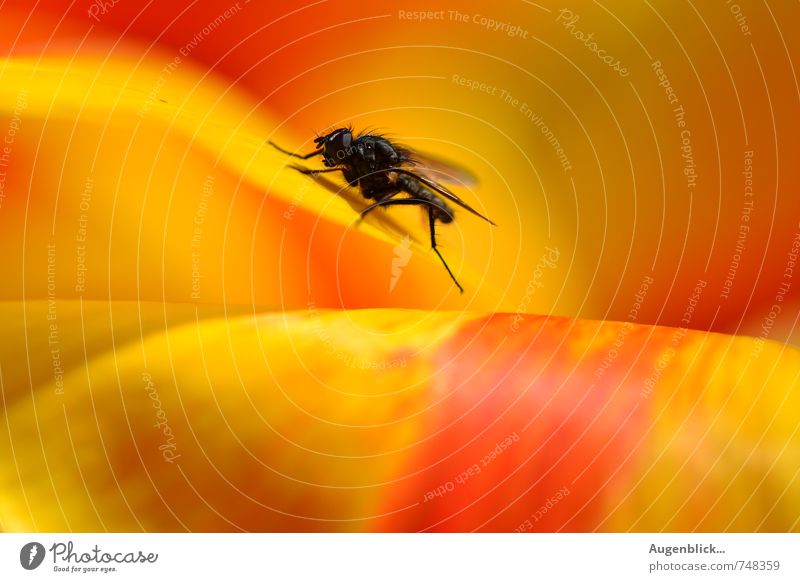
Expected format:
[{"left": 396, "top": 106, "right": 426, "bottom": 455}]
[
  {"left": 267, "top": 140, "right": 322, "bottom": 160},
  {"left": 359, "top": 186, "right": 403, "bottom": 218},
  {"left": 358, "top": 178, "right": 415, "bottom": 218},
  {"left": 289, "top": 165, "right": 345, "bottom": 177},
  {"left": 288, "top": 165, "right": 361, "bottom": 188},
  {"left": 426, "top": 205, "right": 463, "bottom": 294},
  {"left": 359, "top": 193, "right": 401, "bottom": 219},
  {"left": 357, "top": 196, "right": 438, "bottom": 215},
  {"left": 361, "top": 175, "right": 450, "bottom": 220},
  {"left": 356, "top": 197, "right": 464, "bottom": 294},
  {"left": 290, "top": 165, "right": 340, "bottom": 175},
  {"left": 368, "top": 167, "right": 496, "bottom": 225}
]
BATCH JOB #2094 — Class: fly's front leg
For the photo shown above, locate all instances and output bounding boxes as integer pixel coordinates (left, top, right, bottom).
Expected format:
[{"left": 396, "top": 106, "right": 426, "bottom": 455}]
[
  {"left": 289, "top": 165, "right": 345, "bottom": 177},
  {"left": 288, "top": 165, "right": 358, "bottom": 190},
  {"left": 267, "top": 140, "right": 322, "bottom": 160},
  {"left": 342, "top": 168, "right": 359, "bottom": 187}
]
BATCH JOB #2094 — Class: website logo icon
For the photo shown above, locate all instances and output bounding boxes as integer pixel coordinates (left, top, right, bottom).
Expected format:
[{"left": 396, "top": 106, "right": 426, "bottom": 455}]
[{"left": 20, "top": 542, "right": 46, "bottom": 570}]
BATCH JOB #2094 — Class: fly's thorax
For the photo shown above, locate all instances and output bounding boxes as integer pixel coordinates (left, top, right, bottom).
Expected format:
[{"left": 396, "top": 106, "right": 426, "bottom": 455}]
[{"left": 355, "top": 135, "right": 404, "bottom": 169}]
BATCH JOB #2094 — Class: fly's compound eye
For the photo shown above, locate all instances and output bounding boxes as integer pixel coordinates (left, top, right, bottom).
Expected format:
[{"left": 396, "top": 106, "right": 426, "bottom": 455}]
[
  {"left": 330, "top": 130, "right": 352, "bottom": 160},
  {"left": 330, "top": 130, "right": 351, "bottom": 150}
]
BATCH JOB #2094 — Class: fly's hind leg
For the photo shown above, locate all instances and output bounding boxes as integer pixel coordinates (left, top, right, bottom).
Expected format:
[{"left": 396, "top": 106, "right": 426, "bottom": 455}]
[
  {"left": 359, "top": 174, "right": 433, "bottom": 219},
  {"left": 359, "top": 191, "right": 401, "bottom": 219},
  {"left": 358, "top": 182, "right": 403, "bottom": 219},
  {"left": 356, "top": 196, "right": 464, "bottom": 294},
  {"left": 426, "top": 205, "right": 464, "bottom": 294}
]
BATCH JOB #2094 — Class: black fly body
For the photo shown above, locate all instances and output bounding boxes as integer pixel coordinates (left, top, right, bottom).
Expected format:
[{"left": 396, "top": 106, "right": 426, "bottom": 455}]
[{"left": 269, "top": 127, "right": 495, "bottom": 293}]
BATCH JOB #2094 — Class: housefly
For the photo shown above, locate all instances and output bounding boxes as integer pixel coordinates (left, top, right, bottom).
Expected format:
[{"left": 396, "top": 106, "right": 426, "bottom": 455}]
[{"left": 268, "top": 127, "right": 495, "bottom": 293}]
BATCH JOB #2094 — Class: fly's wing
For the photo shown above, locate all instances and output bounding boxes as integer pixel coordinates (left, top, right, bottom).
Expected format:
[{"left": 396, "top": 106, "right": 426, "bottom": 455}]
[
  {"left": 388, "top": 144, "right": 493, "bottom": 225},
  {"left": 386, "top": 167, "right": 496, "bottom": 226},
  {"left": 394, "top": 145, "right": 479, "bottom": 188}
]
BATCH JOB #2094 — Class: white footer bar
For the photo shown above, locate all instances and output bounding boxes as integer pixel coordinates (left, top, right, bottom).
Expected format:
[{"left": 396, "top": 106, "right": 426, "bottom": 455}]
[{"left": 1, "top": 533, "right": 797, "bottom": 581}]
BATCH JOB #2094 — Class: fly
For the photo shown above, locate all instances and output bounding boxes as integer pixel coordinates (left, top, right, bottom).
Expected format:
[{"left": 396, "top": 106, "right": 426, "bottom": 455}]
[{"left": 268, "top": 127, "right": 495, "bottom": 293}]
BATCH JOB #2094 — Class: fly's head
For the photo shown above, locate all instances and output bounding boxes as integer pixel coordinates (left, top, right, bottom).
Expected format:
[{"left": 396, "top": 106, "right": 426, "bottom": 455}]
[{"left": 315, "top": 128, "right": 353, "bottom": 167}]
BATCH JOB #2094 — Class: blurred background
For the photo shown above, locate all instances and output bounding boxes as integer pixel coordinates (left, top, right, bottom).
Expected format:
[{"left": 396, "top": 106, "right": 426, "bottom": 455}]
[{"left": 0, "top": 0, "right": 797, "bottom": 339}]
